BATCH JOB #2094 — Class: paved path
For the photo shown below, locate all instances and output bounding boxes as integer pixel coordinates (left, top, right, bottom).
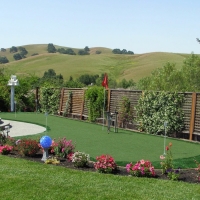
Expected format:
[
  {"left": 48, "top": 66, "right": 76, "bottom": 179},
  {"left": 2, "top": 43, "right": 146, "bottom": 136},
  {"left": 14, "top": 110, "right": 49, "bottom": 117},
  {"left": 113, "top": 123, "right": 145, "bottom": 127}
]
[{"left": 0, "top": 120, "right": 46, "bottom": 137}]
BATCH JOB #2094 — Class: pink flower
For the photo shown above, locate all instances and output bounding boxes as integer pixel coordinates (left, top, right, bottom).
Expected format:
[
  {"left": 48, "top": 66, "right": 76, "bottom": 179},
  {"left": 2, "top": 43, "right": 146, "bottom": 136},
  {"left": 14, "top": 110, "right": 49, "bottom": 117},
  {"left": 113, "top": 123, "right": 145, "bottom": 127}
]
[
  {"left": 140, "top": 159, "right": 145, "bottom": 165},
  {"left": 160, "top": 155, "right": 165, "bottom": 160}
]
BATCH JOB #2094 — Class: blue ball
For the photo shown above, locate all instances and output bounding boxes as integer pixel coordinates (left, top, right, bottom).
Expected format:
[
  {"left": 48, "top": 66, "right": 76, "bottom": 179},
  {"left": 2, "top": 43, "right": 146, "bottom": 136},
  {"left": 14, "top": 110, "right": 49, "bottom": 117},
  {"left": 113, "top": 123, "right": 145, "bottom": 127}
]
[{"left": 40, "top": 136, "right": 52, "bottom": 148}]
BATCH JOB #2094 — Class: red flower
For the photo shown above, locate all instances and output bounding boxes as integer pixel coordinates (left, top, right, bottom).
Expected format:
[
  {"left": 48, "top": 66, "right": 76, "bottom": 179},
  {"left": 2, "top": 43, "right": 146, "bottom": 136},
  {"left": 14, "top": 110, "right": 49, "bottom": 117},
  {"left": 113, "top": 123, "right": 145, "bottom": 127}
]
[{"left": 166, "top": 146, "right": 169, "bottom": 151}]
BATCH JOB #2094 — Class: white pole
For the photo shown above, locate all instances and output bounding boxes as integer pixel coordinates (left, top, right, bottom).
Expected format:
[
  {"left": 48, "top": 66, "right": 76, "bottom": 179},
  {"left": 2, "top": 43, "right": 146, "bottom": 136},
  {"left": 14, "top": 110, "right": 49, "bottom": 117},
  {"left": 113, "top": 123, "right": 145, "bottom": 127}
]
[
  {"left": 163, "top": 121, "right": 168, "bottom": 155},
  {"left": 11, "top": 86, "right": 14, "bottom": 112}
]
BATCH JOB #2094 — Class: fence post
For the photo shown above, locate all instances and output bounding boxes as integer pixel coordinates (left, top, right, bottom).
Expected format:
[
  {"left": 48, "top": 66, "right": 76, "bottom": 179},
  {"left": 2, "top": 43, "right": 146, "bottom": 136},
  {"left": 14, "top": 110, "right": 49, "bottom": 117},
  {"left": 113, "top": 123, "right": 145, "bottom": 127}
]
[
  {"left": 59, "top": 88, "right": 65, "bottom": 115},
  {"left": 189, "top": 92, "right": 196, "bottom": 140},
  {"left": 80, "top": 89, "right": 85, "bottom": 120},
  {"left": 107, "top": 89, "right": 111, "bottom": 111}
]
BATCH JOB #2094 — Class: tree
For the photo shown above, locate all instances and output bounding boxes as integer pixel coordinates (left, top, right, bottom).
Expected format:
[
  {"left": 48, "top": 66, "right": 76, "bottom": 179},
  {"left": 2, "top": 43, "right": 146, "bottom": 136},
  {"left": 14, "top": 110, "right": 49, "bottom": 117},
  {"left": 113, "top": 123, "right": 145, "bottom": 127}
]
[
  {"left": 18, "top": 46, "right": 28, "bottom": 57},
  {"left": 10, "top": 46, "right": 18, "bottom": 53},
  {"left": 13, "top": 53, "right": 22, "bottom": 60},
  {"left": 78, "top": 50, "right": 89, "bottom": 55},
  {"left": 47, "top": 43, "right": 57, "bottom": 53},
  {"left": 66, "top": 48, "right": 76, "bottom": 55},
  {"left": 127, "top": 51, "right": 134, "bottom": 54},
  {"left": 0, "top": 56, "right": 9, "bottom": 64},
  {"left": 118, "top": 78, "right": 136, "bottom": 89},
  {"left": 1, "top": 48, "right": 6, "bottom": 52},
  {"left": 43, "top": 69, "right": 57, "bottom": 78},
  {"left": 40, "top": 69, "right": 64, "bottom": 86},
  {"left": 121, "top": 49, "right": 127, "bottom": 54},
  {"left": 112, "top": 49, "right": 122, "bottom": 54},
  {"left": 112, "top": 48, "right": 134, "bottom": 55},
  {"left": 84, "top": 46, "right": 90, "bottom": 52},
  {"left": 196, "top": 38, "right": 200, "bottom": 43},
  {"left": 78, "top": 74, "right": 99, "bottom": 85},
  {"left": 181, "top": 53, "right": 200, "bottom": 91}
]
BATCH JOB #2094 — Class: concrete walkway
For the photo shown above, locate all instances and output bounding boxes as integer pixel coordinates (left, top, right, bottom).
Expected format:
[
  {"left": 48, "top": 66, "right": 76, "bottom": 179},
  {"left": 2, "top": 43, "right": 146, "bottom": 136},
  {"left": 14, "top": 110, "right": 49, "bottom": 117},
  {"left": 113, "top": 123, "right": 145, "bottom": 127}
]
[{"left": 0, "top": 119, "right": 46, "bottom": 137}]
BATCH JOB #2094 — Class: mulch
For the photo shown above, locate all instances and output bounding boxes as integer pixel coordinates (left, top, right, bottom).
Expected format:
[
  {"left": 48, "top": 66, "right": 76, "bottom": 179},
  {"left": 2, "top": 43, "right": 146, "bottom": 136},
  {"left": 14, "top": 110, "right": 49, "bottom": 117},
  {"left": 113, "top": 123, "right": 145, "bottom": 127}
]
[{"left": 6, "top": 151, "right": 199, "bottom": 184}]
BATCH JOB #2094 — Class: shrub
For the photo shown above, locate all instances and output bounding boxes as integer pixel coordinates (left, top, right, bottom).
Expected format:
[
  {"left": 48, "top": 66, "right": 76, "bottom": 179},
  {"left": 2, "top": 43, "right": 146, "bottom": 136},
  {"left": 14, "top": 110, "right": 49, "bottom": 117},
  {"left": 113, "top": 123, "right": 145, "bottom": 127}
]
[
  {"left": 136, "top": 91, "right": 184, "bottom": 135},
  {"left": 0, "top": 145, "right": 13, "bottom": 155},
  {"left": 72, "top": 151, "right": 90, "bottom": 168},
  {"left": 51, "top": 138, "right": 75, "bottom": 158},
  {"left": 16, "top": 139, "right": 40, "bottom": 157},
  {"left": 118, "top": 96, "right": 134, "bottom": 128},
  {"left": 126, "top": 159, "right": 155, "bottom": 177},
  {"left": 85, "top": 86, "right": 105, "bottom": 122},
  {"left": 39, "top": 87, "right": 60, "bottom": 114},
  {"left": 0, "top": 133, "right": 16, "bottom": 147},
  {"left": 94, "top": 154, "right": 117, "bottom": 173}
]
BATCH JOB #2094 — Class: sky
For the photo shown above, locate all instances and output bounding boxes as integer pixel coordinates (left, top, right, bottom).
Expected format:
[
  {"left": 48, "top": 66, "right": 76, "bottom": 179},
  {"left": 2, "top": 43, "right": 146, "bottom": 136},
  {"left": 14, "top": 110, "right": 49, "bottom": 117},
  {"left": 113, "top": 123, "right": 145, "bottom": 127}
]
[{"left": 1, "top": 0, "right": 200, "bottom": 54}]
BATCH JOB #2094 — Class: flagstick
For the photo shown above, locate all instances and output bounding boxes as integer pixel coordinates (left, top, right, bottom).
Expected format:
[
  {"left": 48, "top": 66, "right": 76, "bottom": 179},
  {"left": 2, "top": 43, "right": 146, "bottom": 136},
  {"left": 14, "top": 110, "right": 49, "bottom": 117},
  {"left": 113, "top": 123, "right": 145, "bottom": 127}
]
[{"left": 102, "top": 87, "right": 105, "bottom": 130}]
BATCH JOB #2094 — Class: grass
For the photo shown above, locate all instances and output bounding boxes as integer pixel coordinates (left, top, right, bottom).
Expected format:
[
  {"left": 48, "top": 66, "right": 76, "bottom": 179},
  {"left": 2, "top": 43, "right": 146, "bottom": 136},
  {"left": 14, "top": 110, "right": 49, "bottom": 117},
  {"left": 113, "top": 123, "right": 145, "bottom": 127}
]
[
  {"left": 0, "top": 44, "right": 192, "bottom": 82},
  {"left": 0, "top": 155, "right": 200, "bottom": 200},
  {"left": 1, "top": 112, "right": 200, "bottom": 169}
]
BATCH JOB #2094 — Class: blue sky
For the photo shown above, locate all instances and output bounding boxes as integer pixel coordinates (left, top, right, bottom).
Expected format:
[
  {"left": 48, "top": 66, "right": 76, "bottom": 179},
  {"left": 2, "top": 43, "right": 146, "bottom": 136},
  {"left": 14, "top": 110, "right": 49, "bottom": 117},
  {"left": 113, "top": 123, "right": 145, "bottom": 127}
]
[{"left": 1, "top": 0, "right": 200, "bottom": 54}]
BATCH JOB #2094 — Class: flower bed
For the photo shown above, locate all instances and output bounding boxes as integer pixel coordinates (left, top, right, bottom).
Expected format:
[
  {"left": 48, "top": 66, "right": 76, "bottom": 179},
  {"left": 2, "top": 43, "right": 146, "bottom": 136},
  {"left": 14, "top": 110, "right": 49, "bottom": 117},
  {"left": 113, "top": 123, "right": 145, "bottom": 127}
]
[{"left": 1, "top": 135, "right": 200, "bottom": 183}]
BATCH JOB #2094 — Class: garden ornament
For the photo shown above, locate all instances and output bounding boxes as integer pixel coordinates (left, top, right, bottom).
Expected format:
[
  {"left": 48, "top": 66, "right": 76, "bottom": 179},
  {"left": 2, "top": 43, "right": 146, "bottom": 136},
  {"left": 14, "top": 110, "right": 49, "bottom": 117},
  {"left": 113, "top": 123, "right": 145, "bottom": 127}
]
[{"left": 40, "top": 136, "right": 52, "bottom": 161}]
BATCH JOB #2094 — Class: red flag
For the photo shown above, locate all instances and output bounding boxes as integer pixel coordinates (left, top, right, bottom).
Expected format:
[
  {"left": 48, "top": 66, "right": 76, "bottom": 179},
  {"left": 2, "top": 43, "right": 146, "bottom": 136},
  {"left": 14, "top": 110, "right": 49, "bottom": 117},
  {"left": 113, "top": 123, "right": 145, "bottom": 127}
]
[{"left": 102, "top": 73, "right": 108, "bottom": 89}]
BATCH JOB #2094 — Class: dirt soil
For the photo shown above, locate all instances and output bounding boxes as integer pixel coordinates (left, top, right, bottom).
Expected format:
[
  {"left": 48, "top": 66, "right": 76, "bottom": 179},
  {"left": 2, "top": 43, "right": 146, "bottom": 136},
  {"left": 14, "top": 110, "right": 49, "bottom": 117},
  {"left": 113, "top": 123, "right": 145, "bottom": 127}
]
[{"left": 7, "top": 151, "right": 199, "bottom": 184}]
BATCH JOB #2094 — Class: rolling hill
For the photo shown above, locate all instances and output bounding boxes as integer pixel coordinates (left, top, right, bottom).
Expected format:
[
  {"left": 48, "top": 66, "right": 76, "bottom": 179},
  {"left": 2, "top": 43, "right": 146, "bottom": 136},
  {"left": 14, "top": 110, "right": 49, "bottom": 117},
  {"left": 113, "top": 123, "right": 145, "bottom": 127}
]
[{"left": 0, "top": 44, "right": 192, "bottom": 82}]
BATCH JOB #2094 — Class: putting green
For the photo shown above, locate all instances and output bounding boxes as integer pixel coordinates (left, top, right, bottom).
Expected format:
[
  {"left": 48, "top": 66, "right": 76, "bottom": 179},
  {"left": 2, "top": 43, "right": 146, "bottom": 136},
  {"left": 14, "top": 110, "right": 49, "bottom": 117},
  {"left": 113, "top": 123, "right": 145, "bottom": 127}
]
[{"left": 1, "top": 112, "right": 200, "bottom": 168}]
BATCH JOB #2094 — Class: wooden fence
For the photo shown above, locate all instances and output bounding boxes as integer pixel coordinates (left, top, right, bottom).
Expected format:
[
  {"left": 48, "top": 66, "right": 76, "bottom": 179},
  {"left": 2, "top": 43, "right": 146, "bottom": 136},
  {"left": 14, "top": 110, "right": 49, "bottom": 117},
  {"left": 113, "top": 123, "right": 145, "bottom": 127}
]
[{"left": 36, "top": 88, "right": 200, "bottom": 142}]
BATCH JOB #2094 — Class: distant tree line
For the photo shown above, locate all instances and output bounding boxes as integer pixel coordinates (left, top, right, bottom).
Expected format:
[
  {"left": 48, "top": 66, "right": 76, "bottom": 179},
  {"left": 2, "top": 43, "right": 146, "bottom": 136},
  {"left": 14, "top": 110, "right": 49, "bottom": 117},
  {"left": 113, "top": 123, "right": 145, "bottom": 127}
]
[
  {"left": 47, "top": 44, "right": 91, "bottom": 55},
  {"left": 112, "top": 48, "right": 134, "bottom": 55}
]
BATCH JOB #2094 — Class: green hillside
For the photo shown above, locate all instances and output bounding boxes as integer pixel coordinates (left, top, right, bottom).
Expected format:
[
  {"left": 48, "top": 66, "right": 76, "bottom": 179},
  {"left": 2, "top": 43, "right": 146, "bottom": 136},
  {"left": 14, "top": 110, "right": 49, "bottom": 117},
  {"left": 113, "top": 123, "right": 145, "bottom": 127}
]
[{"left": 0, "top": 44, "right": 191, "bottom": 82}]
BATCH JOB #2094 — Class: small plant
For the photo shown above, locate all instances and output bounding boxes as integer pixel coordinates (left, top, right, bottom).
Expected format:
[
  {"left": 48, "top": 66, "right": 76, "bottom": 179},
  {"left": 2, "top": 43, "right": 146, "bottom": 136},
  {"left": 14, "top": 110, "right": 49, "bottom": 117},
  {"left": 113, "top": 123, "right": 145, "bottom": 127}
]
[
  {"left": 0, "top": 145, "right": 13, "bottom": 155},
  {"left": 72, "top": 151, "right": 90, "bottom": 168},
  {"left": 160, "top": 142, "right": 180, "bottom": 181},
  {"left": 126, "top": 159, "right": 156, "bottom": 177},
  {"left": 94, "top": 154, "right": 117, "bottom": 174},
  {"left": 160, "top": 142, "right": 173, "bottom": 174},
  {"left": 16, "top": 138, "right": 40, "bottom": 157},
  {"left": 51, "top": 138, "right": 75, "bottom": 158},
  {"left": 45, "top": 157, "right": 60, "bottom": 165},
  {"left": 194, "top": 160, "right": 200, "bottom": 181},
  {"left": 5, "top": 136, "right": 16, "bottom": 146},
  {"left": 166, "top": 168, "right": 180, "bottom": 181}
]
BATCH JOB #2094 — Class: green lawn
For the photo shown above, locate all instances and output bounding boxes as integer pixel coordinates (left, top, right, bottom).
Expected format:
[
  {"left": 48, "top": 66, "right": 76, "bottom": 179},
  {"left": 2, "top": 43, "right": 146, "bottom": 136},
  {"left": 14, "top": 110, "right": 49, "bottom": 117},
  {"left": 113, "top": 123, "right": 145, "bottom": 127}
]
[
  {"left": 0, "top": 155, "right": 200, "bottom": 200},
  {"left": 1, "top": 112, "right": 200, "bottom": 169}
]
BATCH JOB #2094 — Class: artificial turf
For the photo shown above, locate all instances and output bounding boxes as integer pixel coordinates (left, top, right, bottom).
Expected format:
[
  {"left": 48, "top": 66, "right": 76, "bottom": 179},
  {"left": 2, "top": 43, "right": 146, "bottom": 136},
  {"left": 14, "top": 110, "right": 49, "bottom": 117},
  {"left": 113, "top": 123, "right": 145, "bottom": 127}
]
[{"left": 1, "top": 112, "right": 200, "bottom": 168}]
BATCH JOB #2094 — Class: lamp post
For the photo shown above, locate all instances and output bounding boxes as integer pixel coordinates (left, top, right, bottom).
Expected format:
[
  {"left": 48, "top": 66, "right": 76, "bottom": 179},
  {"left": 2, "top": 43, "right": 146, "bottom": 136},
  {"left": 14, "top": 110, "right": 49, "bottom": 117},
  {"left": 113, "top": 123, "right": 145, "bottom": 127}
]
[
  {"left": 7, "top": 75, "right": 19, "bottom": 112},
  {"left": 163, "top": 121, "right": 168, "bottom": 156}
]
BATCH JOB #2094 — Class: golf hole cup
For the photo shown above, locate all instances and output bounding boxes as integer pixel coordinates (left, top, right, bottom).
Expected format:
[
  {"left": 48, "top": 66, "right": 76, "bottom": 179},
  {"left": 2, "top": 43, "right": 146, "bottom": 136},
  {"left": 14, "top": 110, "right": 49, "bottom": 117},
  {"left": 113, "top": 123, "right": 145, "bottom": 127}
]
[{"left": 40, "top": 136, "right": 52, "bottom": 161}]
